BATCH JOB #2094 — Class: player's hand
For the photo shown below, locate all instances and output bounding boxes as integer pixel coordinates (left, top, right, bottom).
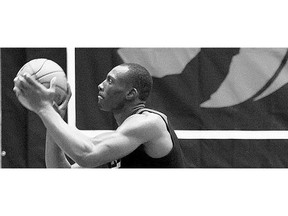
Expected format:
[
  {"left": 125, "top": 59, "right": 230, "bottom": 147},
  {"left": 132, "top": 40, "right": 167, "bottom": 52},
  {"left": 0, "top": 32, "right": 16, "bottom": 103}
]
[
  {"left": 13, "top": 73, "right": 56, "bottom": 113},
  {"left": 53, "top": 83, "right": 72, "bottom": 119}
]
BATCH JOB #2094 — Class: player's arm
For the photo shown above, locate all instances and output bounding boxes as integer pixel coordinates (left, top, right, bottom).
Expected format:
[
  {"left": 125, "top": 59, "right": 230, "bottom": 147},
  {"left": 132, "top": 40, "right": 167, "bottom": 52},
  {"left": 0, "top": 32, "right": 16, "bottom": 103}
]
[
  {"left": 46, "top": 134, "right": 82, "bottom": 168},
  {"left": 44, "top": 84, "right": 81, "bottom": 168},
  {"left": 81, "top": 118, "right": 157, "bottom": 167},
  {"left": 40, "top": 108, "right": 160, "bottom": 167},
  {"left": 45, "top": 132, "right": 72, "bottom": 168},
  {"left": 46, "top": 84, "right": 84, "bottom": 168}
]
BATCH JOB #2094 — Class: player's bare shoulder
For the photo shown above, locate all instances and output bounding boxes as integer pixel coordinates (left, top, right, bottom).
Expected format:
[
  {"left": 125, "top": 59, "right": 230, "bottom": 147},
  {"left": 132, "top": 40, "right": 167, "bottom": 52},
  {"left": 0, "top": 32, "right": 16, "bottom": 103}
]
[
  {"left": 138, "top": 111, "right": 167, "bottom": 129},
  {"left": 117, "top": 111, "right": 167, "bottom": 140}
]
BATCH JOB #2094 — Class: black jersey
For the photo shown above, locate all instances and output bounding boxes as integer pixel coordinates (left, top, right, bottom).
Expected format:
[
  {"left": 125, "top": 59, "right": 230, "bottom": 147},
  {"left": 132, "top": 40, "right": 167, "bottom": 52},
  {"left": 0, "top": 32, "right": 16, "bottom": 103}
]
[{"left": 119, "top": 108, "right": 186, "bottom": 168}]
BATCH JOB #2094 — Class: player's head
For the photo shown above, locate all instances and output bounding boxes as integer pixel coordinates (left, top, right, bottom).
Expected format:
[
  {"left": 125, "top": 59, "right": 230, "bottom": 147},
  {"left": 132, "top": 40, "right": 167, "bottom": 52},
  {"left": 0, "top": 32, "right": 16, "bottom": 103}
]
[{"left": 98, "top": 63, "right": 153, "bottom": 112}]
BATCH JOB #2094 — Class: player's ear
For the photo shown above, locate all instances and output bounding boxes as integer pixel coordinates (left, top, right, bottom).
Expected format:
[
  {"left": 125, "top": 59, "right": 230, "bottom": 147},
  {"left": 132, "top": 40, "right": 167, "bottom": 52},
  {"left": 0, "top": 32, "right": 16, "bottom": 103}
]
[{"left": 126, "top": 88, "right": 138, "bottom": 100}]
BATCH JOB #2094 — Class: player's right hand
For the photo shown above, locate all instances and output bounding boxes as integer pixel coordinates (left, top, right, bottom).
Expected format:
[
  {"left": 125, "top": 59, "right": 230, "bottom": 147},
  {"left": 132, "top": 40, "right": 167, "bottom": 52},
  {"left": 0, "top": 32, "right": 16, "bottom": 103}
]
[{"left": 53, "top": 82, "right": 72, "bottom": 119}]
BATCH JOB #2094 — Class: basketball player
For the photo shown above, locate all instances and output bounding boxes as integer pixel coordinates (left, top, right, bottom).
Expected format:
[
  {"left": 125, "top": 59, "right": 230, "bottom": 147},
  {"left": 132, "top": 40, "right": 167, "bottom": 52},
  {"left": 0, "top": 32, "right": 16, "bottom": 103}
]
[{"left": 13, "top": 63, "right": 186, "bottom": 168}]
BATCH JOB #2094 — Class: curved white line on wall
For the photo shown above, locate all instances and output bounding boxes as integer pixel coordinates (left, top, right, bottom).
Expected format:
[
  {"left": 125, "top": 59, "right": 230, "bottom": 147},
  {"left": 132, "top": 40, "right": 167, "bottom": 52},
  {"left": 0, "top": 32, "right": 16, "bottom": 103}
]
[
  {"left": 118, "top": 48, "right": 200, "bottom": 78},
  {"left": 200, "top": 48, "right": 287, "bottom": 108}
]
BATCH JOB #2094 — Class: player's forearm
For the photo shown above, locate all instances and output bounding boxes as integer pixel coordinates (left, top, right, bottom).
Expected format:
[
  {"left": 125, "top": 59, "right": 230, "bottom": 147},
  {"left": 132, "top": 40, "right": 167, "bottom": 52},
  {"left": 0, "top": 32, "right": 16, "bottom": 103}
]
[
  {"left": 39, "top": 105, "right": 94, "bottom": 167},
  {"left": 45, "top": 132, "right": 71, "bottom": 168}
]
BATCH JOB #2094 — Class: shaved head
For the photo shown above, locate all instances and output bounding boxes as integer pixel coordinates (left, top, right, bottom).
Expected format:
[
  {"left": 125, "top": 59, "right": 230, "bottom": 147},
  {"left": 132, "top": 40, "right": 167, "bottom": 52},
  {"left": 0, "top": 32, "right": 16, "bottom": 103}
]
[{"left": 119, "top": 63, "right": 153, "bottom": 101}]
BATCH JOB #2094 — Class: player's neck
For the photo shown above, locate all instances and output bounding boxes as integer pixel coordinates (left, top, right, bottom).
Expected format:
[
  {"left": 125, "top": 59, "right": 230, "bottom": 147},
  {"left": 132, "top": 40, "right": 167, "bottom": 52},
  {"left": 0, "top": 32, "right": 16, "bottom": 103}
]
[{"left": 113, "top": 102, "right": 145, "bottom": 126}]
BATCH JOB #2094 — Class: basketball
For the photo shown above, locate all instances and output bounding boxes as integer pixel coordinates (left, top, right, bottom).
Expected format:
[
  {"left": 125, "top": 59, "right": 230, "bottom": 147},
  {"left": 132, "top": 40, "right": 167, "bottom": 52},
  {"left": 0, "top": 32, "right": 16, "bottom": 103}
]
[{"left": 16, "top": 58, "right": 68, "bottom": 110}]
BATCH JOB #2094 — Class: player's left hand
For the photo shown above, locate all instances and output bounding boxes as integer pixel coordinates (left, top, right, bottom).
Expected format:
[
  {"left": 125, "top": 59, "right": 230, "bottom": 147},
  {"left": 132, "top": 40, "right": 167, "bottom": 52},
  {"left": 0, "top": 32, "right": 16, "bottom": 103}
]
[{"left": 13, "top": 73, "right": 56, "bottom": 114}]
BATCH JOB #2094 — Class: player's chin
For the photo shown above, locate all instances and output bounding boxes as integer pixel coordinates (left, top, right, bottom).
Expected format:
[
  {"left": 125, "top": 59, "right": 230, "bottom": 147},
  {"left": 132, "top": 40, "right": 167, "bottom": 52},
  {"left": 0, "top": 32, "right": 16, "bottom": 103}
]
[
  {"left": 97, "top": 101, "right": 103, "bottom": 110},
  {"left": 97, "top": 102, "right": 109, "bottom": 112}
]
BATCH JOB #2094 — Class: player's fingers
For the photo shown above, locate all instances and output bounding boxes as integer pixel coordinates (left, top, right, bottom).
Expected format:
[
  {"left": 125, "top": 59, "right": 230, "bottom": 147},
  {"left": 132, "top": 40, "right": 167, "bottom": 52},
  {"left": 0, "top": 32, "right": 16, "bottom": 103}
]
[
  {"left": 66, "top": 82, "right": 72, "bottom": 99},
  {"left": 13, "top": 86, "right": 23, "bottom": 98},
  {"left": 64, "top": 83, "right": 72, "bottom": 104},
  {"left": 23, "top": 73, "right": 44, "bottom": 90},
  {"left": 13, "top": 76, "right": 18, "bottom": 83},
  {"left": 52, "top": 101, "right": 60, "bottom": 111},
  {"left": 13, "top": 76, "right": 20, "bottom": 88},
  {"left": 17, "top": 75, "right": 30, "bottom": 90},
  {"left": 58, "top": 82, "right": 71, "bottom": 110},
  {"left": 49, "top": 77, "right": 57, "bottom": 92},
  {"left": 59, "top": 97, "right": 68, "bottom": 110}
]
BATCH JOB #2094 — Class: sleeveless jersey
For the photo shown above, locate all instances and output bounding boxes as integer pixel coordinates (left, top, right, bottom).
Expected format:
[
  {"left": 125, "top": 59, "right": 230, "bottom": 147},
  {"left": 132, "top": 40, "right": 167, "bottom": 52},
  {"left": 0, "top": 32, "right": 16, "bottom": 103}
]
[{"left": 119, "top": 108, "right": 186, "bottom": 168}]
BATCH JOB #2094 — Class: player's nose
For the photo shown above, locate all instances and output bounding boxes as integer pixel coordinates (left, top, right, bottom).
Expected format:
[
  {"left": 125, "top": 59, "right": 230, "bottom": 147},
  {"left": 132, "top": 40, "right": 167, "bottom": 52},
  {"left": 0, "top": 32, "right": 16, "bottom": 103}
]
[{"left": 98, "top": 82, "right": 104, "bottom": 91}]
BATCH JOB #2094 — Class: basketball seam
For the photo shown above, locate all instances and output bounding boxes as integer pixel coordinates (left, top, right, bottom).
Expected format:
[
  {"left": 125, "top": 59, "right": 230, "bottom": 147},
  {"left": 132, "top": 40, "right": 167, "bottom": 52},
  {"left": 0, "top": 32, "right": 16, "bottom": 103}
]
[
  {"left": 37, "top": 70, "right": 65, "bottom": 79},
  {"left": 35, "top": 59, "right": 49, "bottom": 75}
]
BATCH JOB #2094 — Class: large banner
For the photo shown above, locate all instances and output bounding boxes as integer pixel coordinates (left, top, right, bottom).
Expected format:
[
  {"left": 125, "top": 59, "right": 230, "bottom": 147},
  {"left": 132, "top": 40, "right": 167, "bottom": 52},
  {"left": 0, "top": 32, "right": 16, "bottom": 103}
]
[{"left": 76, "top": 48, "right": 288, "bottom": 167}]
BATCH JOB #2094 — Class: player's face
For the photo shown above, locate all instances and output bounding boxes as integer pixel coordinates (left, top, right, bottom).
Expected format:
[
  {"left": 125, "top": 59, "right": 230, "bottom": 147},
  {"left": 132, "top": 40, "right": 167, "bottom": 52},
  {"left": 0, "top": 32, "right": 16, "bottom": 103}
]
[{"left": 97, "top": 66, "right": 130, "bottom": 112}]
